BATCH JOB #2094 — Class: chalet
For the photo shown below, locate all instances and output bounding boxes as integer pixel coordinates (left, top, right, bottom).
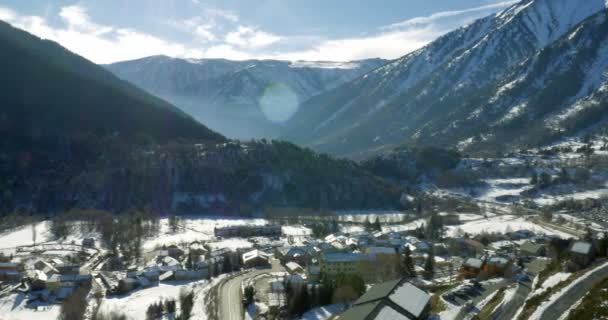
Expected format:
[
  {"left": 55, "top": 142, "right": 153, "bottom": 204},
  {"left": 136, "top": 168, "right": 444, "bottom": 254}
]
[
  {"left": 339, "top": 279, "right": 431, "bottom": 320},
  {"left": 285, "top": 261, "right": 304, "bottom": 275},
  {"left": 460, "top": 258, "right": 483, "bottom": 278},
  {"left": 519, "top": 241, "right": 546, "bottom": 257},
  {"left": 485, "top": 256, "right": 512, "bottom": 277},
  {"left": 242, "top": 250, "right": 271, "bottom": 268},
  {"left": 570, "top": 241, "right": 594, "bottom": 268},
  {"left": 451, "top": 238, "right": 484, "bottom": 257}
]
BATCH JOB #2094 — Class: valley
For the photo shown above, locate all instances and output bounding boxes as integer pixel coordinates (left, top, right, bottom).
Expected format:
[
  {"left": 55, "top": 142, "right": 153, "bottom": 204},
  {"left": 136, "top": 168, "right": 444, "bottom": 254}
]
[{"left": 1, "top": 0, "right": 608, "bottom": 319}]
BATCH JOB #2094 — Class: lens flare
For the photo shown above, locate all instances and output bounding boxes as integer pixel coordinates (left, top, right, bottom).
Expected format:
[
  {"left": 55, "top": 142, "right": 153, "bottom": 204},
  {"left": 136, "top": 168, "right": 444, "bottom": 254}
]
[{"left": 259, "top": 83, "right": 299, "bottom": 123}]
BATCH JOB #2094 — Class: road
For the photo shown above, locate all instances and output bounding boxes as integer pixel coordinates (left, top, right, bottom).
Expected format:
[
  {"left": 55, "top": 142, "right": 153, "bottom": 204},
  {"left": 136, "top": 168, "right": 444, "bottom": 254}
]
[
  {"left": 218, "top": 259, "right": 284, "bottom": 320},
  {"left": 538, "top": 261, "right": 608, "bottom": 320},
  {"left": 490, "top": 258, "right": 549, "bottom": 320}
]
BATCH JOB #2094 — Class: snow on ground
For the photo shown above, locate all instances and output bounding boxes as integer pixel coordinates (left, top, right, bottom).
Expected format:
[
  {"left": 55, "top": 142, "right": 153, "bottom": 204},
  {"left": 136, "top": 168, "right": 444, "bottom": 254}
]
[
  {"left": 531, "top": 272, "right": 572, "bottom": 297},
  {"left": 476, "top": 178, "right": 533, "bottom": 203},
  {"left": 0, "top": 221, "right": 52, "bottom": 250},
  {"left": 529, "top": 261, "right": 608, "bottom": 320},
  {"left": 282, "top": 225, "right": 312, "bottom": 236},
  {"left": 143, "top": 217, "right": 268, "bottom": 250},
  {"left": 334, "top": 210, "right": 410, "bottom": 223},
  {"left": 299, "top": 304, "right": 347, "bottom": 320},
  {"left": 340, "top": 225, "right": 364, "bottom": 234},
  {"left": 0, "top": 292, "right": 61, "bottom": 320},
  {"left": 534, "top": 187, "right": 608, "bottom": 205},
  {"left": 206, "top": 238, "right": 253, "bottom": 251},
  {"left": 438, "top": 298, "right": 462, "bottom": 320},
  {"left": 98, "top": 278, "right": 217, "bottom": 320},
  {"left": 381, "top": 219, "right": 426, "bottom": 233},
  {"left": 445, "top": 215, "right": 572, "bottom": 238}
]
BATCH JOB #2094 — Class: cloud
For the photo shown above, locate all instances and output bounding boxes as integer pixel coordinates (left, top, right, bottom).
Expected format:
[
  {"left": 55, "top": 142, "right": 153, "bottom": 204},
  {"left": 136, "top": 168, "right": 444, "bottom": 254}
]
[
  {"left": 0, "top": 1, "right": 516, "bottom": 63},
  {"left": 0, "top": 5, "right": 190, "bottom": 64},
  {"left": 267, "top": 0, "right": 517, "bottom": 61},
  {"left": 384, "top": 1, "right": 519, "bottom": 29},
  {"left": 225, "top": 26, "right": 282, "bottom": 49}
]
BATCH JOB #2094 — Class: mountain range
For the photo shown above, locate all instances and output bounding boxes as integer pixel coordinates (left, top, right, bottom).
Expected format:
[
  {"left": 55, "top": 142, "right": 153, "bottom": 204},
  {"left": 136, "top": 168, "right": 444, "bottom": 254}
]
[
  {"left": 284, "top": 0, "right": 608, "bottom": 158},
  {"left": 106, "top": 56, "right": 386, "bottom": 139}
]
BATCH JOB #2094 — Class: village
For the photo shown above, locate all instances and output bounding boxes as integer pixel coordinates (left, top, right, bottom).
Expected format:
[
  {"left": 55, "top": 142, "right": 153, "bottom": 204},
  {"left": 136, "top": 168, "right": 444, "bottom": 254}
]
[{"left": 0, "top": 202, "right": 607, "bottom": 320}]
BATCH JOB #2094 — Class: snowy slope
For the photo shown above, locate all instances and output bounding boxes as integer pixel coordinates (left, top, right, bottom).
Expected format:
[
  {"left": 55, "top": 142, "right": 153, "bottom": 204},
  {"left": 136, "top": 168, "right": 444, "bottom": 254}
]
[
  {"left": 284, "top": 0, "right": 608, "bottom": 158},
  {"left": 106, "top": 56, "right": 386, "bottom": 139}
]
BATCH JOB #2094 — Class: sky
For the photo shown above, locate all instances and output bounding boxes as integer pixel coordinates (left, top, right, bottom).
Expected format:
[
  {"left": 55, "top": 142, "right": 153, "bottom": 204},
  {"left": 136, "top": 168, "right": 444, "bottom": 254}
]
[{"left": 0, "top": 0, "right": 518, "bottom": 64}]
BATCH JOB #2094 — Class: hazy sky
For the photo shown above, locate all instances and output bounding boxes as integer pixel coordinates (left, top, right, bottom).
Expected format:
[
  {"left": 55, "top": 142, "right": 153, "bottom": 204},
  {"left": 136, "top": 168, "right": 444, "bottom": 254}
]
[{"left": 0, "top": 0, "right": 518, "bottom": 64}]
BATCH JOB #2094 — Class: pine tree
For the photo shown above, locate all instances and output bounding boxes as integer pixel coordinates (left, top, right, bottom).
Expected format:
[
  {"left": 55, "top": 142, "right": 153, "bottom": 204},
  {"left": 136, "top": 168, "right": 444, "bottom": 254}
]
[
  {"left": 373, "top": 217, "right": 382, "bottom": 232},
  {"left": 423, "top": 250, "right": 435, "bottom": 280},
  {"left": 402, "top": 246, "right": 416, "bottom": 278},
  {"left": 364, "top": 217, "right": 372, "bottom": 232}
]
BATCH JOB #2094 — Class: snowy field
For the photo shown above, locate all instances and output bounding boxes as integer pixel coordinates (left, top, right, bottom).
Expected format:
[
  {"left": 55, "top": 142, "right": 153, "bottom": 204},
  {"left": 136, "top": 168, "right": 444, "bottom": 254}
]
[
  {"left": 143, "top": 217, "right": 269, "bottom": 250},
  {"left": 0, "top": 292, "right": 61, "bottom": 320},
  {"left": 98, "top": 279, "right": 213, "bottom": 320},
  {"left": 445, "top": 215, "right": 573, "bottom": 238}
]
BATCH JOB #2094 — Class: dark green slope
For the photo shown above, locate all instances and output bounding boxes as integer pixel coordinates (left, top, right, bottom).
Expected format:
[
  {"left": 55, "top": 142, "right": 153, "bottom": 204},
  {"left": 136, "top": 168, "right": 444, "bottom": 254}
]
[{"left": 0, "top": 20, "right": 224, "bottom": 142}]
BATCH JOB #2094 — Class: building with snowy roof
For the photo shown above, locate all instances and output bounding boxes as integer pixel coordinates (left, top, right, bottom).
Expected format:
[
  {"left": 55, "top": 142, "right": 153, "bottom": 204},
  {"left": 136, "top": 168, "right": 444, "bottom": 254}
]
[{"left": 338, "top": 278, "right": 430, "bottom": 320}]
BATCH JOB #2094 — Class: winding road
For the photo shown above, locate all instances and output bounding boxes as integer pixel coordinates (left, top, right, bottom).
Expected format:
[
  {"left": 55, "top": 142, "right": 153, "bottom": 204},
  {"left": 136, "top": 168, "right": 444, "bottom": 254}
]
[
  {"left": 218, "top": 259, "right": 284, "bottom": 320},
  {"left": 537, "top": 261, "right": 608, "bottom": 320}
]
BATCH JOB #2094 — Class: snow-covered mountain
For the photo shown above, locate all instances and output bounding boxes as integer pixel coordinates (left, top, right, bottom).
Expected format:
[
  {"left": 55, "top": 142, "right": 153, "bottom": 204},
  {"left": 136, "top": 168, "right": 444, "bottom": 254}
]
[
  {"left": 283, "top": 0, "right": 608, "bottom": 158},
  {"left": 106, "top": 56, "right": 386, "bottom": 139}
]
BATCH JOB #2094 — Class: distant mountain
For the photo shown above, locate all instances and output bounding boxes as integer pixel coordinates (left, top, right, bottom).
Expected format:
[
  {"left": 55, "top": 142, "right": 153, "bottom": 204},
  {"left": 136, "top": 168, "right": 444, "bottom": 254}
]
[
  {"left": 0, "top": 21, "right": 224, "bottom": 144},
  {"left": 283, "top": 0, "right": 608, "bottom": 158},
  {"left": 106, "top": 56, "right": 387, "bottom": 139}
]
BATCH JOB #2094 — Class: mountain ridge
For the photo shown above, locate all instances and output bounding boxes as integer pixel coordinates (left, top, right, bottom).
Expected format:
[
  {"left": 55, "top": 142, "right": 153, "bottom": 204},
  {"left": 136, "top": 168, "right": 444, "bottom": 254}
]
[
  {"left": 106, "top": 55, "right": 388, "bottom": 139},
  {"left": 282, "top": 0, "right": 608, "bottom": 159}
]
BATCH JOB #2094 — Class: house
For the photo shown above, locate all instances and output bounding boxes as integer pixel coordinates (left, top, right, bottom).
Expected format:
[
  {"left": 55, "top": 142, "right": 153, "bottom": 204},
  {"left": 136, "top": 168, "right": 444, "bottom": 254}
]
[
  {"left": 276, "top": 247, "right": 311, "bottom": 265},
  {"left": 242, "top": 250, "right": 271, "bottom": 268},
  {"left": 0, "top": 262, "right": 19, "bottom": 271},
  {"left": 214, "top": 225, "right": 282, "bottom": 238},
  {"left": 570, "top": 241, "right": 594, "bottom": 268},
  {"left": 519, "top": 241, "right": 546, "bottom": 257},
  {"left": 285, "top": 261, "right": 304, "bottom": 275},
  {"left": 174, "top": 270, "right": 205, "bottom": 281},
  {"left": 159, "top": 245, "right": 185, "bottom": 259},
  {"left": 365, "top": 247, "right": 398, "bottom": 256},
  {"left": 189, "top": 242, "right": 208, "bottom": 256},
  {"left": 338, "top": 279, "right": 431, "bottom": 320},
  {"left": 307, "top": 265, "right": 321, "bottom": 283},
  {"left": 320, "top": 253, "right": 375, "bottom": 280},
  {"left": 118, "top": 278, "right": 138, "bottom": 293},
  {"left": 460, "top": 258, "right": 483, "bottom": 278},
  {"left": 34, "top": 260, "right": 59, "bottom": 275},
  {"left": 82, "top": 238, "right": 95, "bottom": 248},
  {"left": 484, "top": 256, "right": 512, "bottom": 277},
  {"left": 0, "top": 263, "right": 21, "bottom": 282},
  {"left": 451, "top": 238, "right": 484, "bottom": 257}
]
